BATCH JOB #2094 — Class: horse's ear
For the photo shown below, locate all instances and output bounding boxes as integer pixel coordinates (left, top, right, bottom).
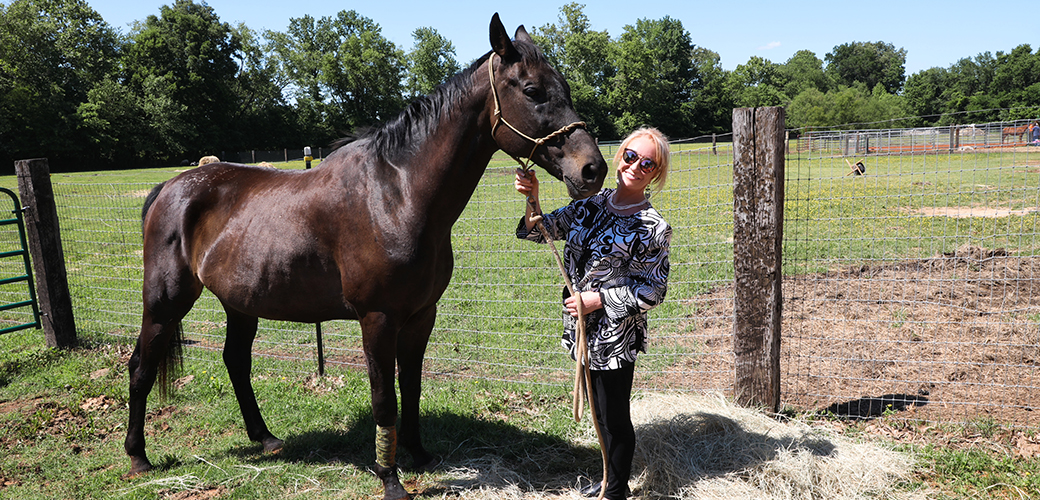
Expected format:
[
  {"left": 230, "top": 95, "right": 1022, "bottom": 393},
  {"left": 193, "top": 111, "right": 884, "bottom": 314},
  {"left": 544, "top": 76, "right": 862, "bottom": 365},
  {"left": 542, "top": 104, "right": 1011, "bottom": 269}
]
[
  {"left": 489, "top": 13, "right": 519, "bottom": 60},
  {"left": 514, "top": 25, "right": 531, "bottom": 43}
]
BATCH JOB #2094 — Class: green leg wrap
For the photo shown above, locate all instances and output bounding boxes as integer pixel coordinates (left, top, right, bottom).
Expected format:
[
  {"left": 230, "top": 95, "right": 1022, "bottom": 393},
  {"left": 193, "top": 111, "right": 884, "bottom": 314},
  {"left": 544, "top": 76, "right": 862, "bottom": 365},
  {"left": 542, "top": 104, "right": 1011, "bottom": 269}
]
[{"left": 375, "top": 425, "right": 397, "bottom": 469}]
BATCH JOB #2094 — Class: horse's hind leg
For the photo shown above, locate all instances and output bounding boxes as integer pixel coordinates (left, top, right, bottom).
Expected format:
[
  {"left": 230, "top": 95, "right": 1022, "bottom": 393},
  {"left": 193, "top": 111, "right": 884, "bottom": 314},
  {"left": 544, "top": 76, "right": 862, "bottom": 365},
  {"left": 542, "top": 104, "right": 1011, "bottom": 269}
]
[
  {"left": 125, "top": 282, "right": 200, "bottom": 477},
  {"left": 223, "top": 306, "right": 283, "bottom": 453},
  {"left": 124, "top": 315, "right": 180, "bottom": 476}
]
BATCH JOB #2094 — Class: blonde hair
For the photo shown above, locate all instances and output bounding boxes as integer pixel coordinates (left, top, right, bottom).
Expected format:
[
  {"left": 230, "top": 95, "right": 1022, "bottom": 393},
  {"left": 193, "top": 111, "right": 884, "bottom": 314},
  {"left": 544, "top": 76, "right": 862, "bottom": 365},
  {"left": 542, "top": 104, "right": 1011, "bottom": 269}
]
[{"left": 612, "top": 127, "right": 670, "bottom": 197}]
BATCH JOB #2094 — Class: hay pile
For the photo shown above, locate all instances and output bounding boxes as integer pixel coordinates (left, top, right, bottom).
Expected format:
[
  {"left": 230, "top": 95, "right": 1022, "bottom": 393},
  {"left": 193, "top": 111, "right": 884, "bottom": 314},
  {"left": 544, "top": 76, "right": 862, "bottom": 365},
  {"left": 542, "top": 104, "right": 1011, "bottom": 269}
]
[
  {"left": 433, "top": 392, "right": 916, "bottom": 499},
  {"left": 198, "top": 155, "right": 220, "bottom": 166},
  {"left": 630, "top": 393, "right": 914, "bottom": 499}
]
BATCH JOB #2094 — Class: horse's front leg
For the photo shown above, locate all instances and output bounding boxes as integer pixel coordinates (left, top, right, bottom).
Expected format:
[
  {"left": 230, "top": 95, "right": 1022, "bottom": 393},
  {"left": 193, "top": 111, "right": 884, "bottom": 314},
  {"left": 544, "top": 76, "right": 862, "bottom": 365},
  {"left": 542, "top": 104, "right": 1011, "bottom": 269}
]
[
  {"left": 361, "top": 311, "right": 409, "bottom": 500},
  {"left": 397, "top": 305, "right": 438, "bottom": 471}
]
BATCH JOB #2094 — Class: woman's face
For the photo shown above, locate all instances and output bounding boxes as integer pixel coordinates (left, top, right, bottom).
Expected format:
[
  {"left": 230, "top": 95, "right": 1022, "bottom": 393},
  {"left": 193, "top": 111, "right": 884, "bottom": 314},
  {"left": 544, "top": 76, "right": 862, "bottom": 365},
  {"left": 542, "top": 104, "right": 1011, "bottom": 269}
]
[{"left": 617, "top": 135, "right": 658, "bottom": 193}]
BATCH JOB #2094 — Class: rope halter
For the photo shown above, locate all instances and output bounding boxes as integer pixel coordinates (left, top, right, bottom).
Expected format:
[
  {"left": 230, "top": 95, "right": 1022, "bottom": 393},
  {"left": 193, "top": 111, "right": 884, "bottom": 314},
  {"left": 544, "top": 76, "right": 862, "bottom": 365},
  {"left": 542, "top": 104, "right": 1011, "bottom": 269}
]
[{"left": 487, "top": 53, "right": 587, "bottom": 173}]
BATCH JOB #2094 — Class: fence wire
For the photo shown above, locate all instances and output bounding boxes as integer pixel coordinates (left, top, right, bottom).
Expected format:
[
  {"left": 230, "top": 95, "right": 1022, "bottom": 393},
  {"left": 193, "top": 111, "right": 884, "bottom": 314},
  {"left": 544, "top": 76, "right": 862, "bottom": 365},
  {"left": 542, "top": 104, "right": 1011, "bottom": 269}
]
[{"left": 19, "top": 118, "right": 1040, "bottom": 430}]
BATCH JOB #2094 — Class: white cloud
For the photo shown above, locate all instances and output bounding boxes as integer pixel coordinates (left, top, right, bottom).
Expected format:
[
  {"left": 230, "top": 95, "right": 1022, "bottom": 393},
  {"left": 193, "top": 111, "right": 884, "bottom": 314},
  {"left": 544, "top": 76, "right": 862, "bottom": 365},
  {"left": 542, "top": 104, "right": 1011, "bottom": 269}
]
[{"left": 758, "top": 41, "right": 782, "bottom": 50}]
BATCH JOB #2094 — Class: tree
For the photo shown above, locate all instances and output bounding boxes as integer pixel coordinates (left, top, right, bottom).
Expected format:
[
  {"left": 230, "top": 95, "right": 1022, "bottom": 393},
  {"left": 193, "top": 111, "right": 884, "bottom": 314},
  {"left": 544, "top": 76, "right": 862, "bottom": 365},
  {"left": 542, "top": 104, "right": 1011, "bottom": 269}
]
[
  {"left": 780, "top": 50, "right": 832, "bottom": 98},
  {"left": 405, "top": 27, "right": 460, "bottom": 99},
  {"left": 726, "top": 56, "right": 787, "bottom": 107},
  {"left": 902, "top": 67, "right": 946, "bottom": 123},
  {"left": 0, "top": 0, "right": 121, "bottom": 169},
  {"left": 266, "top": 15, "right": 333, "bottom": 143},
  {"left": 320, "top": 11, "right": 405, "bottom": 131},
  {"left": 269, "top": 10, "right": 405, "bottom": 137},
  {"left": 76, "top": 76, "right": 148, "bottom": 165},
  {"left": 684, "top": 46, "right": 731, "bottom": 135},
  {"left": 121, "top": 0, "right": 244, "bottom": 158},
  {"left": 825, "top": 41, "right": 907, "bottom": 94},
  {"left": 229, "top": 23, "right": 298, "bottom": 149},
  {"left": 786, "top": 83, "right": 907, "bottom": 129},
  {"left": 608, "top": 16, "right": 694, "bottom": 138},
  {"left": 991, "top": 44, "right": 1040, "bottom": 114},
  {"left": 532, "top": 3, "right": 615, "bottom": 138},
  {"left": 944, "top": 54, "right": 995, "bottom": 100}
]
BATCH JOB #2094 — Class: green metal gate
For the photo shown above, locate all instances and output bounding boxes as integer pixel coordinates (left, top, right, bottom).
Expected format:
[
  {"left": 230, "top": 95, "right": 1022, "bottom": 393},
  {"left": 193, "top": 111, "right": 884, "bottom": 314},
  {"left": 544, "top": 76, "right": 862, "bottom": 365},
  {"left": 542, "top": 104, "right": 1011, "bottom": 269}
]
[{"left": 0, "top": 187, "right": 40, "bottom": 334}]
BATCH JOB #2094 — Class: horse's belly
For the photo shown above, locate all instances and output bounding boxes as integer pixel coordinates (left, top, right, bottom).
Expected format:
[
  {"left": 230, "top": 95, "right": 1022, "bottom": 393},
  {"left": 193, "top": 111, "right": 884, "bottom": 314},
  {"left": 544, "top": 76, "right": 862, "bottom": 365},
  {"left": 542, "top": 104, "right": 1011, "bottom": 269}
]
[{"left": 198, "top": 249, "right": 355, "bottom": 322}]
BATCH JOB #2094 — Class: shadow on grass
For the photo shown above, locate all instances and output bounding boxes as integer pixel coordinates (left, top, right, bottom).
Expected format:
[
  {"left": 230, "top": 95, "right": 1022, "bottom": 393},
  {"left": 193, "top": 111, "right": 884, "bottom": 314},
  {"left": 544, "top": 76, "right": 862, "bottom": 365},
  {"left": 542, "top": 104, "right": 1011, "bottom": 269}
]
[
  {"left": 218, "top": 405, "right": 851, "bottom": 498},
  {"left": 220, "top": 408, "right": 601, "bottom": 494}
]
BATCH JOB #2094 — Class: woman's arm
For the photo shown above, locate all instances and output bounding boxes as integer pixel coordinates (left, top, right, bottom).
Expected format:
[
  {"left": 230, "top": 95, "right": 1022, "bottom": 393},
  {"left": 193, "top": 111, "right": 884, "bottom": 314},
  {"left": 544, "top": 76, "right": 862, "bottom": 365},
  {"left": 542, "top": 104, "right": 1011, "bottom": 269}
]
[{"left": 600, "top": 222, "right": 672, "bottom": 320}]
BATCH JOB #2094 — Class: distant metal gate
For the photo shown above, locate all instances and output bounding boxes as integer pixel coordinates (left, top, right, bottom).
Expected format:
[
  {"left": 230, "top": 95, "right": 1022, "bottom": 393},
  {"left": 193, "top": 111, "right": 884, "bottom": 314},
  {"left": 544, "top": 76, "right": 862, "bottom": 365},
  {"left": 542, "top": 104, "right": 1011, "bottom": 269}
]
[{"left": 0, "top": 187, "right": 40, "bottom": 334}]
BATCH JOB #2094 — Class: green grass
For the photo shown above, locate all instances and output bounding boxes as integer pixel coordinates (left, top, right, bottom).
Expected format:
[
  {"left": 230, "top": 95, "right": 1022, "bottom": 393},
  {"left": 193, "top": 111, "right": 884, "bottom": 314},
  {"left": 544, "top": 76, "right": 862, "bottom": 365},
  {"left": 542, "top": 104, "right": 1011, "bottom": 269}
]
[
  {"left": 2, "top": 329, "right": 1040, "bottom": 498},
  {"left": 0, "top": 328, "right": 599, "bottom": 499},
  {"left": 917, "top": 445, "right": 1040, "bottom": 498}
]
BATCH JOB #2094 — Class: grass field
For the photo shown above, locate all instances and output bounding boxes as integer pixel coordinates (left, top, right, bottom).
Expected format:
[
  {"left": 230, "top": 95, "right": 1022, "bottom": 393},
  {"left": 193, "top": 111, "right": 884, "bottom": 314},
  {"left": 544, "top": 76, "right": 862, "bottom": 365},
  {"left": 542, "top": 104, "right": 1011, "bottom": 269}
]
[{"left": 1, "top": 142, "right": 1040, "bottom": 498}]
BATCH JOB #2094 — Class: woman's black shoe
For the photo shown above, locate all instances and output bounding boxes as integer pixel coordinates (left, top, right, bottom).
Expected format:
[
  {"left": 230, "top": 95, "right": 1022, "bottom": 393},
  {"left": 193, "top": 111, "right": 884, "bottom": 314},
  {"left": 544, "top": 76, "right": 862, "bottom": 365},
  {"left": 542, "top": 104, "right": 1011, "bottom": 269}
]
[
  {"left": 577, "top": 477, "right": 630, "bottom": 498},
  {"left": 578, "top": 477, "right": 603, "bottom": 497}
]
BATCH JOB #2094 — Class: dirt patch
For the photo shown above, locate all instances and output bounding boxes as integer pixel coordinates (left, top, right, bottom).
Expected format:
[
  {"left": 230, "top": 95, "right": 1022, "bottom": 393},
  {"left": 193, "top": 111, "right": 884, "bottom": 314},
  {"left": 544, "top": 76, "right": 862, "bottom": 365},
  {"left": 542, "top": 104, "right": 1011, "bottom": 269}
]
[
  {"left": 673, "top": 244, "right": 1040, "bottom": 428},
  {"left": 914, "top": 206, "right": 1038, "bottom": 218},
  {"left": 158, "top": 485, "right": 227, "bottom": 500},
  {"left": 0, "top": 394, "right": 125, "bottom": 451}
]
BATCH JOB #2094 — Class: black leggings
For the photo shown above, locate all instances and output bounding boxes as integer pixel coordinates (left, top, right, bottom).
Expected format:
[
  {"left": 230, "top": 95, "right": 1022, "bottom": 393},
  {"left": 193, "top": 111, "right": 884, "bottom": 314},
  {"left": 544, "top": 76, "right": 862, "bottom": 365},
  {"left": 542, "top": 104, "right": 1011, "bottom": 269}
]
[{"left": 590, "top": 361, "right": 635, "bottom": 500}]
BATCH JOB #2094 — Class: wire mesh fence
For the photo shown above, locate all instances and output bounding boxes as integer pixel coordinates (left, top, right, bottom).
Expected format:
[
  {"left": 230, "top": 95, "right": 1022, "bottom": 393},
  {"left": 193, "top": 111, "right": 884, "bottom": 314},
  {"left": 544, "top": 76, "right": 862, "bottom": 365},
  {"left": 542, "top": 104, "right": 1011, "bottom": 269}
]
[
  {"left": 783, "top": 121, "right": 1040, "bottom": 428},
  {"left": 6, "top": 117, "right": 1039, "bottom": 429}
]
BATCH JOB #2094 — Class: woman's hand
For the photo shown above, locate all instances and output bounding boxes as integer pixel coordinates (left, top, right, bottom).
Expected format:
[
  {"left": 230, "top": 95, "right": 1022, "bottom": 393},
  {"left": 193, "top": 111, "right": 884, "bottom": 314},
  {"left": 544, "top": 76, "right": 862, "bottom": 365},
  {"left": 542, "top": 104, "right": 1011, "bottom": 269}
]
[
  {"left": 564, "top": 291, "right": 602, "bottom": 318},
  {"left": 516, "top": 168, "right": 543, "bottom": 230},
  {"left": 514, "top": 168, "right": 539, "bottom": 200}
]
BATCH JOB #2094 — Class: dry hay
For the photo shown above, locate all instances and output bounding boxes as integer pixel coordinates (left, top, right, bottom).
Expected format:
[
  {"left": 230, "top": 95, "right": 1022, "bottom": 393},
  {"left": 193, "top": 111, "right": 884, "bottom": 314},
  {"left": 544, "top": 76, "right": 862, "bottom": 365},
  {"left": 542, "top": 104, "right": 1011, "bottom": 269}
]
[
  {"left": 630, "top": 393, "right": 913, "bottom": 500},
  {"left": 427, "top": 392, "right": 915, "bottom": 500},
  {"left": 198, "top": 155, "right": 220, "bottom": 166}
]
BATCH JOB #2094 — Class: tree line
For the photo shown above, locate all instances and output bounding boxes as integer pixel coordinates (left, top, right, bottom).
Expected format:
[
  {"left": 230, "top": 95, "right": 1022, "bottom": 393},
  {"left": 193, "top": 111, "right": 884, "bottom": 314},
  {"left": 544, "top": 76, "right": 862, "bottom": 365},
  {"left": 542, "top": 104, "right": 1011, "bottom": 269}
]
[{"left": 2, "top": 0, "right": 1039, "bottom": 171}]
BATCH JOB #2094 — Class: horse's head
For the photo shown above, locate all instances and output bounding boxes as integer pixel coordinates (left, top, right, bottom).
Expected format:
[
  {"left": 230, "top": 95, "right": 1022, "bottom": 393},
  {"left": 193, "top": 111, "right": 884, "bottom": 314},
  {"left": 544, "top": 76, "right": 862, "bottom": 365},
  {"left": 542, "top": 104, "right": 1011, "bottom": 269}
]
[{"left": 487, "top": 14, "right": 606, "bottom": 199}]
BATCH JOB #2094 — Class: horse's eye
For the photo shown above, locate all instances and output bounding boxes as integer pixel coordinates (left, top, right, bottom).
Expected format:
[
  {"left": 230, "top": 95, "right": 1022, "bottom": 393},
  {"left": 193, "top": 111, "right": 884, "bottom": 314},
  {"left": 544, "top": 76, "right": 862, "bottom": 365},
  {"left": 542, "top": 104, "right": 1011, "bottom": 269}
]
[{"left": 523, "top": 86, "right": 544, "bottom": 100}]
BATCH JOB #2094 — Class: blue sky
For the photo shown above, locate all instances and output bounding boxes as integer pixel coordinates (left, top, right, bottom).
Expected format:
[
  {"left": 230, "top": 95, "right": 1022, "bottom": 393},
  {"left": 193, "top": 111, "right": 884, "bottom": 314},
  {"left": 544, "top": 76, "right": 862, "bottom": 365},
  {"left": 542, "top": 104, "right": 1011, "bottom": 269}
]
[{"left": 84, "top": 0, "right": 1035, "bottom": 75}]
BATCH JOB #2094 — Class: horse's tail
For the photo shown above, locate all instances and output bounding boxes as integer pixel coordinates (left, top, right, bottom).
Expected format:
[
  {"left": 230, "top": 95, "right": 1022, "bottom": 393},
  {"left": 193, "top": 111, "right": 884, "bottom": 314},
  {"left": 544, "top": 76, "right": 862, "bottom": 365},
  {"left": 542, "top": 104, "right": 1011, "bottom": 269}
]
[
  {"left": 141, "top": 180, "right": 168, "bottom": 231},
  {"left": 139, "top": 179, "right": 184, "bottom": 399},
  {"left": 156, "top": 322, "right": 184, "bottom": 400}
]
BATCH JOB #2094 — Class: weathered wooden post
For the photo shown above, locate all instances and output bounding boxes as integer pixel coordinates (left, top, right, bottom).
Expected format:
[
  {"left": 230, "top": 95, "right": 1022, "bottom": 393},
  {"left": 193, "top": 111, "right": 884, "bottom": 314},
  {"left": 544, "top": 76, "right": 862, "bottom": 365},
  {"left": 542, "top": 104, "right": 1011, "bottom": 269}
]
[
  {"left": 732, "top": 107, "right": 784, "bottom": 413},
  {"left": 15, "top": 158, "right": 77, "bottom": 348}
]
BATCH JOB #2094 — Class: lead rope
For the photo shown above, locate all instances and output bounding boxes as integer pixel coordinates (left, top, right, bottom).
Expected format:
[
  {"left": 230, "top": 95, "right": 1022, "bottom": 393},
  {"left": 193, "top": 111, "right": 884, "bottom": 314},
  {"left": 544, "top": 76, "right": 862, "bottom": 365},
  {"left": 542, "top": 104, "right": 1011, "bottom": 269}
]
[{"left": 488, "top": 53, "right": 609, "bottom": 500}]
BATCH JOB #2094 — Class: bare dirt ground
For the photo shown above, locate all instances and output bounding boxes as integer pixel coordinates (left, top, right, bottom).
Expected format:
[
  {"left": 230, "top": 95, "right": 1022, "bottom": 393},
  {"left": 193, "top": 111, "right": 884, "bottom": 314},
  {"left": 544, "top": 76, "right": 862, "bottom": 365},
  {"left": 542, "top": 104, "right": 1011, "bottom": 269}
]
[{"left": 678, "top": 244, "right": 1040, "bottom": 430}]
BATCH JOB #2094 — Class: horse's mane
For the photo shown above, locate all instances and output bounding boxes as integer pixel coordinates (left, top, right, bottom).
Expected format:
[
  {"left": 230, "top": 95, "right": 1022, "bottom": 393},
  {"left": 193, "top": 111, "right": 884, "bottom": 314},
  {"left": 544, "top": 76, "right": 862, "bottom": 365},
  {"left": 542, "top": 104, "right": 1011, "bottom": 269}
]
[{"left": 331, "top": 39, "right": 546, "bottom": 160}]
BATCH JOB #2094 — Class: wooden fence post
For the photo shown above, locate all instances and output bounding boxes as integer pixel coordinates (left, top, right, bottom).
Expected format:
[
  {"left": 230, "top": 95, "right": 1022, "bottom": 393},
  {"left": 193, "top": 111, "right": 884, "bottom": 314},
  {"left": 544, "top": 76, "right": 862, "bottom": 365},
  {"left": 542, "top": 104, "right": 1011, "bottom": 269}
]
[
  {"left": 15, "top": 158, "right": 77, "bottom": 348},
  {"left": 732, "top": 107, "right": 785, "bottom": 412}
]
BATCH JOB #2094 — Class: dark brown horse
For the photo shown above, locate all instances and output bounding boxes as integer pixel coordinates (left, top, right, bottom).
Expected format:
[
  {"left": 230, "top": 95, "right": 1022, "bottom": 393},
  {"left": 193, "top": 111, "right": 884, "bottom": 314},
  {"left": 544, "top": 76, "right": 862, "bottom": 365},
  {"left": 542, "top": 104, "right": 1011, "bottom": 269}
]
[{"left": 124, "top": 14, "right": 606, "bottom": 500}]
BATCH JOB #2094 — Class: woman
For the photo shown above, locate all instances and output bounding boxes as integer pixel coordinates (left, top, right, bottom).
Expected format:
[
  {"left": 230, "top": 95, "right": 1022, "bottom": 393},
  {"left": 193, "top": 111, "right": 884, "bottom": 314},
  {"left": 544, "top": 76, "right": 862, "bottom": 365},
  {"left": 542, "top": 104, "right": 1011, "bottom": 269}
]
[{"left": 514, "top": 127, "right": 672, "bottom": 499}]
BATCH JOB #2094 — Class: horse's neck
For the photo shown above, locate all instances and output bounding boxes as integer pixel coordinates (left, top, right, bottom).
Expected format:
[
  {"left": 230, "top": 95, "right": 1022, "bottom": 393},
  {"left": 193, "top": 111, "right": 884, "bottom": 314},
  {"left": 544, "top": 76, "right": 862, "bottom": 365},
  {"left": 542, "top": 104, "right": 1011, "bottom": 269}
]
[{"left": 401, "top": 74, "right": 499, "bottom": 225}]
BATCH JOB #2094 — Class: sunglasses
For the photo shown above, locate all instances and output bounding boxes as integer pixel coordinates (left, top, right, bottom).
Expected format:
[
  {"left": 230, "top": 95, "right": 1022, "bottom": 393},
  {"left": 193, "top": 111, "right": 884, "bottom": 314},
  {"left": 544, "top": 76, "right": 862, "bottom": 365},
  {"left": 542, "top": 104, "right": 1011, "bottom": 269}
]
[{"left": 622, "top": 148, "right": 658, "bottom": 173}]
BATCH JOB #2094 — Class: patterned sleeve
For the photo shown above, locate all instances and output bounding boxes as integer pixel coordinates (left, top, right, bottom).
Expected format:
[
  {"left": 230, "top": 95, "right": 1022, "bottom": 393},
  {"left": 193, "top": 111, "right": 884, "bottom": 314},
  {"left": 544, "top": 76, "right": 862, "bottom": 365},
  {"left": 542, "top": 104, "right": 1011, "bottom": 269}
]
[
  {"left": 600, "top": 218, "right": 671, "bottom": 321},
  {"left": 515, "top": 202, "right": 576, "bottom": 243}
]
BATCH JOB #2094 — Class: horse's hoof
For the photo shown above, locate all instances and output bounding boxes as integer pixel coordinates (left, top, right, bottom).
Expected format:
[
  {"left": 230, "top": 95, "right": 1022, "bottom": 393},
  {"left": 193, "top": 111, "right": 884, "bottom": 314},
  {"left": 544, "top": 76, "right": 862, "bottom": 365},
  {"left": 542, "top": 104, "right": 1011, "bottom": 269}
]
[
  {"left": 122, "top": 456, "right": 153, "bottom": 480},
  {"left": 373, "top": 463, "right": 411, "bottom": 500},
  {"left": 262, "top": 437, "right": 284, "bottom": 454},
  {"left": 383, "top": 487, "right": 411, "bottom": 500}
]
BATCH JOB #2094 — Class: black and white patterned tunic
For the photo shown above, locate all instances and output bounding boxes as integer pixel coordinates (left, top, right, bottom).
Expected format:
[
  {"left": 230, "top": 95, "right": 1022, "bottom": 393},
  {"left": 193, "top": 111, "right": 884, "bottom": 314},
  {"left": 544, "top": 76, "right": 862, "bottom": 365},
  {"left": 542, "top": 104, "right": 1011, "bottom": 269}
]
[{"left": 517, "top": 188, "right": 671, "bottom": 370}]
